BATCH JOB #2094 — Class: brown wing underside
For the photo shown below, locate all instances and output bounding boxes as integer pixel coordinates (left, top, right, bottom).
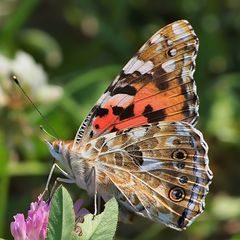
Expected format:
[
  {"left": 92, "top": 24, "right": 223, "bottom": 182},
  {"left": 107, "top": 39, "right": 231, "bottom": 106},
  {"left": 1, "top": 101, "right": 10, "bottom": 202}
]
[{"left": 87, "top": 122, "right": 212, "bottom": 230}]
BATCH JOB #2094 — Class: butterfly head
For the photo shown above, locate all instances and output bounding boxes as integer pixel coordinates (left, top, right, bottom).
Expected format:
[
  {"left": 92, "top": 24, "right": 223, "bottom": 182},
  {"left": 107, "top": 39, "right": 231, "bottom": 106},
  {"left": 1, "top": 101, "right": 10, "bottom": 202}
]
[
  {"left": 45, "top": 140, "right": 64, "bottom": 162},
  {"left": 45, "top": 139, "right": 94, "bottom": 191},
  {"left": 45, "top": 139, "right": 74, "bottom": 173}
]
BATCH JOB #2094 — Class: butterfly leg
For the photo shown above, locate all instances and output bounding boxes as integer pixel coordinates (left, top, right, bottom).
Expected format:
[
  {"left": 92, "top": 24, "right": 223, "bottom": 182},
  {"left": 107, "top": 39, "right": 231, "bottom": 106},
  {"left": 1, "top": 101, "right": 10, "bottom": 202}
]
[
  {"left": 93, "top": 167, "right": 98, "bottom": 217},
  {"left": 42, "top": 163, "right": 75, "bottom": 199},
  {"left": 85, "top": 167, "right": 98, "bottom": 217},
  {"left": 97, "top": 195, "right": 101, "bottom": 214},
  {"left": 50, "top": 177, "right": 75, "bottom": 198}
]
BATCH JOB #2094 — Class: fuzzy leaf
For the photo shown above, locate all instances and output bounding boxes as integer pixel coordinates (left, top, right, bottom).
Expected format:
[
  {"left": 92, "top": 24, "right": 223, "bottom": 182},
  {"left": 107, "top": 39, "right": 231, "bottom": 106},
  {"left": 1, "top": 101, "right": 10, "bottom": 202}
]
[{"left": 79, "top": 198, "right": 118, "bottom": 240}]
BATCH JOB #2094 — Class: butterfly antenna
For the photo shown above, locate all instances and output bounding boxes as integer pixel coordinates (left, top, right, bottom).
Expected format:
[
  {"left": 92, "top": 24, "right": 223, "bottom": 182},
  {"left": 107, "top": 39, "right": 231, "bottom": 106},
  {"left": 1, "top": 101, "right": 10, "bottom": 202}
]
[
  {"left": 12, "top": 75, "right": 59, "bottom": 139},
  {"left": 40, "top": 125, "right": 57, "bottom": 140}
]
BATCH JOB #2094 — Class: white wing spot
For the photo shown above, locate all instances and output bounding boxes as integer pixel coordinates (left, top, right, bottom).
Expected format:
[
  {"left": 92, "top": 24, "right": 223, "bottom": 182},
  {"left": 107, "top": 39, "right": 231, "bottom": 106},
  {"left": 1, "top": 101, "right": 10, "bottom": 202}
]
[
  {"left": 167, "top": 40, "right": 173, "bottom": 46},
  {"left": 131, "top": 128, "right": 146, "bottom": 138},
  {"left": 123, "top": 56, "right": 154, "bottom": 74},
  {"left": 123, "top": 56, "right": 141, "bottom": 74},
  {"left": 172, "top": 23, "right": 192, "bottom": 41},
  {"left": 162, "top": 59, "right": 176, "bottom": 73},
  {"left": 141, "top": 158, "right": 163, "bottom": 171},
  {"left": 169, "top": 48, "right": 177, "bottom": 57},
  {"left": 150, "top": 33, "right": 164, "bottom": 44},
  {"left": 172, "top": 22, "right": 186, "bottom": 35},
  {"left": 138, "top": 60, "right": 154, "bottom": 74}
]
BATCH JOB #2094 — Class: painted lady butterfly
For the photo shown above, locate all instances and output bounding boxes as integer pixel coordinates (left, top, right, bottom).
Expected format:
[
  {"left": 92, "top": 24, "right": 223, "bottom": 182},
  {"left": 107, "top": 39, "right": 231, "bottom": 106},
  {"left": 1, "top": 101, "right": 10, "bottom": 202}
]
[{"left": 46, "top": 20, "right": 213, "bottom": 230}]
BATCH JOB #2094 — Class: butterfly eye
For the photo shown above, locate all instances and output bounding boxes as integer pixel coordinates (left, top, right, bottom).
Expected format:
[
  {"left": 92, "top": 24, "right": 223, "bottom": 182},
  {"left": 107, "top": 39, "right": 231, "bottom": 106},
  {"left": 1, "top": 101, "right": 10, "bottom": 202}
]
[
  {"left": 172, "top": 149, "right": 187, "bottom": 160},
  {"left": 53, "top": 144, "right": 60, "bottom": 154},
  {"left": 169, "top": 187, "right": 185, "bottom": 202}
]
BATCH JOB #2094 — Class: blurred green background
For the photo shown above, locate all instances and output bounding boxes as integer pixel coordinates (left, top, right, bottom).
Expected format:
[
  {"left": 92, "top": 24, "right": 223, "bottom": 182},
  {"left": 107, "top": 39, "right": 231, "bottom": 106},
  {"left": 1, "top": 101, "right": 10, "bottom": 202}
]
[{"left": 0, "top": 0, "right": 240, "bottom": 239}]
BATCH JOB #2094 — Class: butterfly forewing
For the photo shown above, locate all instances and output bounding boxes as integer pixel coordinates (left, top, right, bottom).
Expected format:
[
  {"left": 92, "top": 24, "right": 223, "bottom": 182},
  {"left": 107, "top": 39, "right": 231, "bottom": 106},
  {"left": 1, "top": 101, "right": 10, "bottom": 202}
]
[
  {"left": 74, "top": 20, "right": 199, "bottom": 146},
  {"left": 78, "top": 122, "right": 212, "bottom": 230}
]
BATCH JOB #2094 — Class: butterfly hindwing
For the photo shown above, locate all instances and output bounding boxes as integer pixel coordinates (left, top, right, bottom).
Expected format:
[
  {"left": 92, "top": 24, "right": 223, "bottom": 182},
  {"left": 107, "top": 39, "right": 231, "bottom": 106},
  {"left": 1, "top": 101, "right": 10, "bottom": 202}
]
[
  {"left": 81, "top": 122, "right": 212, "bottom": 230},
  {"left": 74, "top": 20, "right": 199, "bottom": 146}
]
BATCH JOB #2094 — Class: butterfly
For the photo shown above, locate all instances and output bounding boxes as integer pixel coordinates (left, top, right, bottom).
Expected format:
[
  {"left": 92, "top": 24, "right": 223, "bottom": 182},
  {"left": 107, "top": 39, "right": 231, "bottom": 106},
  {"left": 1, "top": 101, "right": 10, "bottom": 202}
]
[{"left": 46, "top": 20, "right": 213, "bottom": 230}]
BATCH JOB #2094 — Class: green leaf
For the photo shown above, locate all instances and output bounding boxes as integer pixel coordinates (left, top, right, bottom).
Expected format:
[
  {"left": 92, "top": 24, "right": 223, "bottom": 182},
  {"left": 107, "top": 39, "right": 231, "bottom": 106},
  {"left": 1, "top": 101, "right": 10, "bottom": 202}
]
[
  {"left": 72, "top": 232, "right": 82, "bottom": 240},
  {"left": 47, "top": 186, "right": 75, "bottom": 240},
  {"left": 79, "top": 197, "right": 118, "bottom": 240}
]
